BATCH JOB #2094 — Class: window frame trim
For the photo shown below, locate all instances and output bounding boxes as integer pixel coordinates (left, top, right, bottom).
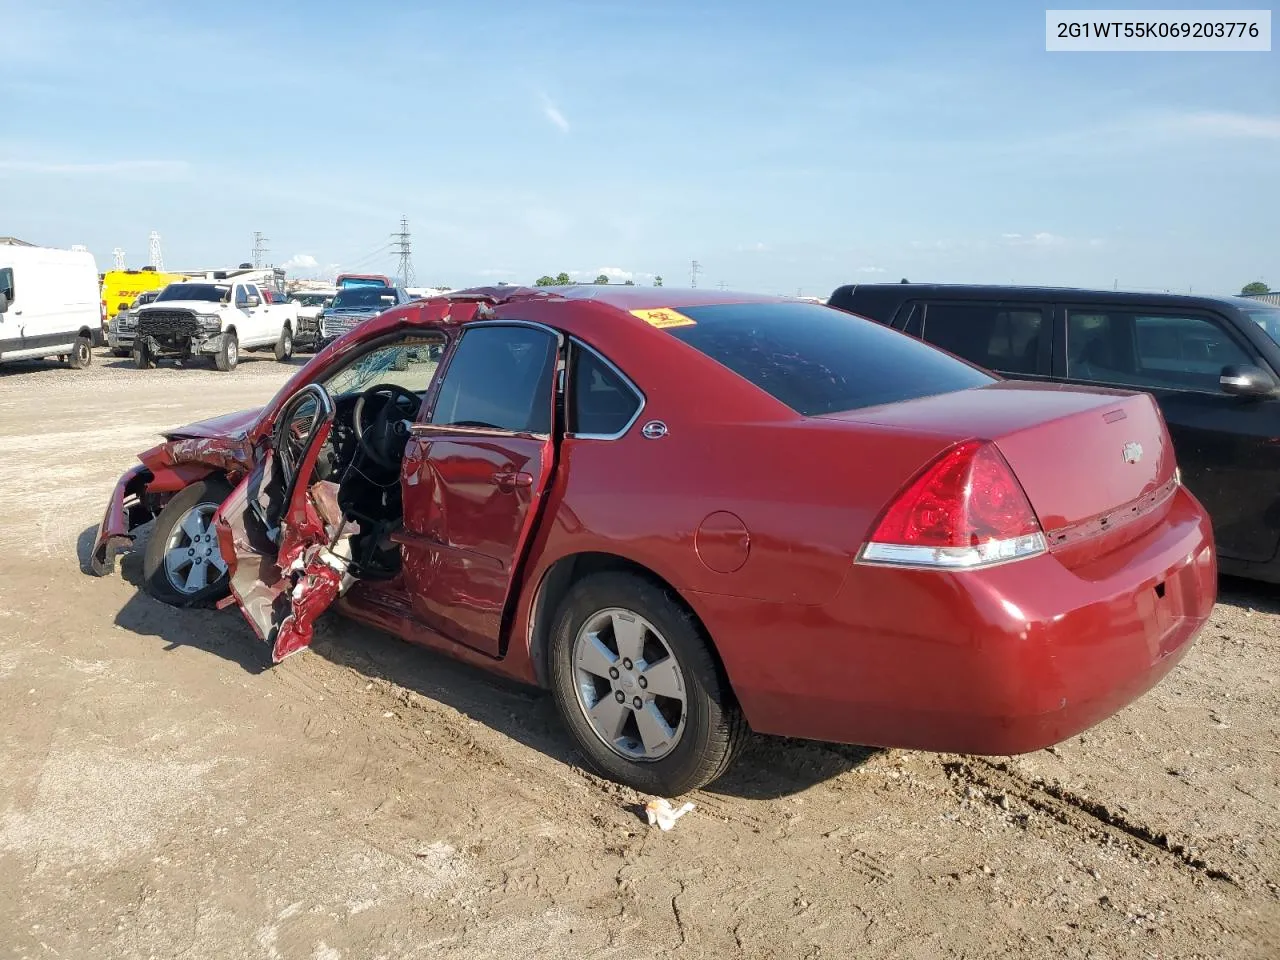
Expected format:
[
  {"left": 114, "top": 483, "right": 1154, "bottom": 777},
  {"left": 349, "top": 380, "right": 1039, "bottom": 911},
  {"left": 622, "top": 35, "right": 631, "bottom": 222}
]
[
  {"left": 563, "top": 337, "right": 647, "bottom": 442},
  {"left": 1061, "top": 303, "right": 1261, "bottom": 397}
]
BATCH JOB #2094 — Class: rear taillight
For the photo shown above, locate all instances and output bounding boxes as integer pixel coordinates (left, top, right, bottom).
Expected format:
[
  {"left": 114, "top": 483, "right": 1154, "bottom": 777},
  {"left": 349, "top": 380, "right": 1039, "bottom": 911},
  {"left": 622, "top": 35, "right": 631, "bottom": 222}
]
[{"left": 859, "top": 439, "right": 1046, "bottom": 569}]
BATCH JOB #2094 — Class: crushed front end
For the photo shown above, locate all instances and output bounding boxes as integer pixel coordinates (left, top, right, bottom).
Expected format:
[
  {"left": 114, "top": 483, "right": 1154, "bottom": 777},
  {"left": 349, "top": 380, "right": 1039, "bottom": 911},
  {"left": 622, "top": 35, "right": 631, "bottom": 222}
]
[
  {"left": 135, "top": 308, "right": 230, "bottom": 362},
  {"left": 89, "top": 433, "right": 256, "bottom": 576}
]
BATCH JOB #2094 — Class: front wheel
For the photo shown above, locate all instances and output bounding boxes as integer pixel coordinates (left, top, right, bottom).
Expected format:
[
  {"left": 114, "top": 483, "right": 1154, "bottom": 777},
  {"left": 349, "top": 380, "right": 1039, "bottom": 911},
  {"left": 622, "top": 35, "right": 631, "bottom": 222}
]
[
  {"left": 133, "top": 342, "right": 156, "bottom": 369},
  {"left": 548, "top": 571, "right": 747, "bottom": 795},
  {"left": 215, "top": 331, "right": 238, "bottom": 371},
  {"left": 142, "top": 478, "right": 235, "bottom": 607},
  {"left": 274, "top": 324, "right": 293, "bottom": 361},
  {"left": 68, "top": 335, "right": 93, "bottom": 369}
]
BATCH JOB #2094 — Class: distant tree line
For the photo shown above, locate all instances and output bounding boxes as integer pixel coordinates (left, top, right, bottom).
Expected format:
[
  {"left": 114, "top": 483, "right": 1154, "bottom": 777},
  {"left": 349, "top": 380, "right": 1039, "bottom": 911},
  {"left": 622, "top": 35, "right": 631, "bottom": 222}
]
[
  {"left": 1242, "top": 281, "right": 1270, "bottom": 296},
  {"left": 534, "top": 273, "right": 659, "bottom": 287}
]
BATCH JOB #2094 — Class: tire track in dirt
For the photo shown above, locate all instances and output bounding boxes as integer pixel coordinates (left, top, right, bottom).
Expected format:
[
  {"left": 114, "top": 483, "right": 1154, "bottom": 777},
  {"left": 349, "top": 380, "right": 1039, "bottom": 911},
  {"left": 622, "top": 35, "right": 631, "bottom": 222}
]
[{"left": 943, "top": 757, "right": 1243, "bottom": 887}]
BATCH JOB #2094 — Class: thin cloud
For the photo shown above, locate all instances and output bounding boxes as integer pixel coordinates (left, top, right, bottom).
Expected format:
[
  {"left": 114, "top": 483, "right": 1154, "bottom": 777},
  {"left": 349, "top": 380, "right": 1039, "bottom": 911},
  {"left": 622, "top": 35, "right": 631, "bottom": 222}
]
[
  {"left": 856, "top": 266, "right": 886, "bottom": 274},
  {"left": 281, "top": 253, "right": 319, "bottom": 271},
  {"left": 1000, "top": 232, "right": 1064, "bottom": 247},
  {"left": 0, "top": 159, "right": 189, "bottom": 178},
  {"left": 1166, "top": 111, "right": 1280, "bottom": 140},
  {"left": 539, "top": 94, "right": 570, "bottom": 133}
]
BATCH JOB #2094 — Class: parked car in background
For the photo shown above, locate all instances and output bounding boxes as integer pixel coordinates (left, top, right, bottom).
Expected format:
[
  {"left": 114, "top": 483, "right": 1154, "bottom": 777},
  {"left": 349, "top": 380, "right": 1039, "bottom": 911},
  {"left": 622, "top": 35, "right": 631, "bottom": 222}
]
[
  {"left": 335, "top": 273, "right": 392, "bottom": 289},
  {"left": 132, "top": 279, "right": 299, "bottom": 371},
  {"left": 91, "top": 286, "right": 1214, "bottom": 795},
  {"left": 0, "top": 239, "right": 101, "bottom": 369},
  {"left": 829, "top": 283, "right": 1280, "bottom": 583},
  {"left": 101, "top": 266, "right": 189, "bottom": 327},
  {"left": 108, "top": 287, "right": 164, "bottom": 357},
  {"left": 289, "top": 289, "right": 336, "bottom": 351},
  {"left": 316, "top": 284, "right": 414, "bottom": 348}
]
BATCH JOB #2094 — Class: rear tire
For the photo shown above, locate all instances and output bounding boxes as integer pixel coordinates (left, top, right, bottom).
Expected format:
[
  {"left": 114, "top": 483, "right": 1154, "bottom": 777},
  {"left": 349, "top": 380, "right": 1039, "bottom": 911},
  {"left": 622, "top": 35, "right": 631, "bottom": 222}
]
[
  {"left": 133, "top": 342, "right": 156, "bottom": 369},
  {"left": 142, "top": 478, "right": 235, "bottom": 607},
  {"left": 68, "top": 336, "right": 93, "bottom": 369},
  {"left": 548, "top": 571, "right": 747, "bottom": 795},
  {"left": 274, "top": 324, "right": 293, "bottom": 361},
  {"left": 215, "top": 331, "right": 238, "bottom": 372}
]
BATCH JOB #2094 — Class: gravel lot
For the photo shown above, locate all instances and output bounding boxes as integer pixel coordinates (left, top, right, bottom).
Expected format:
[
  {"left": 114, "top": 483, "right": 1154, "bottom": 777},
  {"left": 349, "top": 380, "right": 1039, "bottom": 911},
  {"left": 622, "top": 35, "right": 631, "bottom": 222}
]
[{"left": 0, "top": 349, "right": 1277, "bottom": 959}]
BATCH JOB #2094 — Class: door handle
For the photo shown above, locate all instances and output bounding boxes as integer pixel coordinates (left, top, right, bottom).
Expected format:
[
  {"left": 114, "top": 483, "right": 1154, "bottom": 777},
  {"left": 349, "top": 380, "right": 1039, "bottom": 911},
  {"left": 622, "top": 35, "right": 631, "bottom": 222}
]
[{"left": 493, "top": 471, "right": 533, "bottom": 492}]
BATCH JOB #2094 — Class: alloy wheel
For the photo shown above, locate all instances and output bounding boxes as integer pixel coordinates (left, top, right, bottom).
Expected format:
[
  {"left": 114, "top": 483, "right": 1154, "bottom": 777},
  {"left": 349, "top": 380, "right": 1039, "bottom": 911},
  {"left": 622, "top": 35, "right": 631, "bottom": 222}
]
[
  {"left": 571, "top": 607, "right": 688, "bottom": 761},
  {"left": 162, "top": 503, "right": 227, "bottom": 594}
]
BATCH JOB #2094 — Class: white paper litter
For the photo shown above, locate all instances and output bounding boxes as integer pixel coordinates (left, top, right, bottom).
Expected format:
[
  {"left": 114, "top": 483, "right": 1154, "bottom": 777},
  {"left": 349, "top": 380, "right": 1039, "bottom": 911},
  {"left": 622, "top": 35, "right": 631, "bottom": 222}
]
[{"left": 645, "top": 798, "right": 695, "bottom": 831}]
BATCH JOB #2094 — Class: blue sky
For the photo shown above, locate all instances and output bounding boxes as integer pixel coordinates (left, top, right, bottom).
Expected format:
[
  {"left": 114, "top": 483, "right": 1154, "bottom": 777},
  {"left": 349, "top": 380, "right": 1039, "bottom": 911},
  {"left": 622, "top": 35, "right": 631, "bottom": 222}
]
[{"left": 2, "top": 0, "right": 1275, "bottom": 295}]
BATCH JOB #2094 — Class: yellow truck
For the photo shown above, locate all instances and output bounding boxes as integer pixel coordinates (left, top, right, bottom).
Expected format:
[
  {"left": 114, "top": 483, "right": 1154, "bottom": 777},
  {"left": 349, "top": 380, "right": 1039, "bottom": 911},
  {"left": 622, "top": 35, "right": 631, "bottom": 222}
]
[{"left": 101, "top": 268, "right": 188, "bottom": 324}]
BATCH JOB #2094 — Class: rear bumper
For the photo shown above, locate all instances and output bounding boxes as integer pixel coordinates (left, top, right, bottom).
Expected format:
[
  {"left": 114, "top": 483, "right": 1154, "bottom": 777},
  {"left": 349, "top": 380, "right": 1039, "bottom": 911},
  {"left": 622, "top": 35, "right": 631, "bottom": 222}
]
[{"left": 696, "top": 486, "right": 1216, "bottom": 754}]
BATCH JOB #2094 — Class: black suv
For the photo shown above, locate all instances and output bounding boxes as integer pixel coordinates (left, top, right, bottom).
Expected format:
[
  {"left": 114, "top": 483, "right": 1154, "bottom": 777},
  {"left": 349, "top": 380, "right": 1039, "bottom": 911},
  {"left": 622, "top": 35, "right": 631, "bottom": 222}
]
[{"left": 829, "top": 283, "right": 1280, "bottom": 583}]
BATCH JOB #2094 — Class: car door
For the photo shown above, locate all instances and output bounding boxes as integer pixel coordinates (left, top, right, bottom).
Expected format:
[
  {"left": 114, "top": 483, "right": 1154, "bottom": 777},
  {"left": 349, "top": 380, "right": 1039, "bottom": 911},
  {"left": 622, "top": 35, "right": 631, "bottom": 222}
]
[
  {"left": 0, "top": 266, "right": 16, "bottom": 344},
  {"left": 214, "top": 383, "right": 338, "bottom": 656},
  {"left": 233, "top": 283, "right": 261, "bottom": 343},
  {"left": 394, "top": 322, "right": 561, "bottom": 656},
  {"left": 911, "top": 300, "right": 1053, "bottom": 380},
  {"left": 1056, "top": 303, "right": 1280, "bottom": 564}
]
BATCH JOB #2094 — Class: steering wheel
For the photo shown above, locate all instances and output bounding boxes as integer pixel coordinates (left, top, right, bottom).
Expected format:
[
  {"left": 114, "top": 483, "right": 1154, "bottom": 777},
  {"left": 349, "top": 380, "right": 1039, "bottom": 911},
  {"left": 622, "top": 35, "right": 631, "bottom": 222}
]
[{"left": 353, "top": 383, "right": 421, "bottom": 469}]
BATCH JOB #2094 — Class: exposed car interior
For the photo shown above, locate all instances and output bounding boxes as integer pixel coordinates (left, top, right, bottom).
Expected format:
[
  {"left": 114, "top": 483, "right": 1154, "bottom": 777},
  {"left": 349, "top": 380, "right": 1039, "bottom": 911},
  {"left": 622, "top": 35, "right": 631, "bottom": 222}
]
[{"left": 264, "top": 334, "right": 445, "bottom": 581}]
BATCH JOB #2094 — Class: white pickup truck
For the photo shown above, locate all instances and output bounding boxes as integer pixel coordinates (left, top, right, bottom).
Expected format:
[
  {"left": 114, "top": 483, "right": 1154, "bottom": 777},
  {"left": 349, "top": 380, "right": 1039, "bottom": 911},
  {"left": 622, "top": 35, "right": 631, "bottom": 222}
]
[{"left": 132, "top": 279, "right": 299, "bottom": 371}]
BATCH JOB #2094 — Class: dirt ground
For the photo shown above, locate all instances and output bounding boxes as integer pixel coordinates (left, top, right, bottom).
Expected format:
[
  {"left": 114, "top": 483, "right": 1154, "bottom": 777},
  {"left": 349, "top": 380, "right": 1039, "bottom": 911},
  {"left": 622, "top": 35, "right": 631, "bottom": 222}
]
[{"left": 0, "top": 348, "right": 1277, "bottom": 960}]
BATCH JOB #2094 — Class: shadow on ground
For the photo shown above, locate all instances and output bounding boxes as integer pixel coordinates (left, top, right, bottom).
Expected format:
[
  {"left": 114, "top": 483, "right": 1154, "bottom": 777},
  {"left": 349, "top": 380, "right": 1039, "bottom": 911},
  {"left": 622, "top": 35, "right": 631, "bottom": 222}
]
[
  {"left": 84, "top": 524, "right": 875, "bottom": 798},
  {"left": 98, "top": 353, "right": 313, "bottom": 371},
  {"left": 1218, "top": 575, "right": 1280, "bottom": 614}
]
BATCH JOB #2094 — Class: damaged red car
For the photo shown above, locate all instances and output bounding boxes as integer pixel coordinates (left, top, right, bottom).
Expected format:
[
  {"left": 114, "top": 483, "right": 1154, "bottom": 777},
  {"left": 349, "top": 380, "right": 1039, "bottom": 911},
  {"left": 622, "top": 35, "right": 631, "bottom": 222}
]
[{"left": 90, "top": 286, "right": 1217, "bottom": 795}]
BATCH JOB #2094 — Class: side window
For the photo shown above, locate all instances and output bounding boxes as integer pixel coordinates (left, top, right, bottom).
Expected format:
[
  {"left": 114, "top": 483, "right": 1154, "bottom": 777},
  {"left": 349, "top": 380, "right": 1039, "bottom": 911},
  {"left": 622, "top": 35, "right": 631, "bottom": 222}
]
[
  {"left": 920, "top": 303, "right": 1045, "bottom": 375},
  {"left": 0, "top": 267, "right": 13, "bottom": 301},
  {"left": 234, "top": 285, "right": 250, "bottom": 307},
  {"left": 1067, "top": 310, "right": 1251, "bottom": 393},
  {"left": 569, "top": 345, "right": 643, "bottom": 437},
  {"left": 899, "top": 302, "right": 924, "bottom": 337},
  {"left": 429, "top": 326, "right": 558, "bottom": 434}
]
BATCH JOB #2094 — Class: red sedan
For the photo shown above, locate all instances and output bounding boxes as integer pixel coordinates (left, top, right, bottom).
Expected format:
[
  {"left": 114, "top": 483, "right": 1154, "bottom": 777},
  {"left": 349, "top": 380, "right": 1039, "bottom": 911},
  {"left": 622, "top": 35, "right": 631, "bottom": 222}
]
[{"left": 90, "top": 286, "right": 1216, "bottom": 795}]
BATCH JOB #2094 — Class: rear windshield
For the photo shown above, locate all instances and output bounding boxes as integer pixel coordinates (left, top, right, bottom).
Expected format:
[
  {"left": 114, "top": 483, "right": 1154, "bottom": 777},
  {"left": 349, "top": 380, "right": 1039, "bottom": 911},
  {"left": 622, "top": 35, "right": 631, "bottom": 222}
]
[
  {"left": 331, "top": 287, "right": 399, "bottom": 309},
  {"left": 668, "top": 301, "right": 994, "bottom": 415},
  {"left": 156, "top": 283, "right": 229, "bottom": 303}
]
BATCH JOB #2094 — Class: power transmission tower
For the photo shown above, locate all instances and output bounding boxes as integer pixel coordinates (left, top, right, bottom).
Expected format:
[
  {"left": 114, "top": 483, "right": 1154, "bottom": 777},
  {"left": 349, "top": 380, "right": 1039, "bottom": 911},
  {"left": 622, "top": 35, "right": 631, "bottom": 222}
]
[
  {"left": 393, "top": 217, "right": 416, "bottom": 287},
  {"left": 112, "top": 248, "right": 126, "bottom": 269},
  {"left": 690, "top": 260, "right": 701, "bottom": 288},
  {"left": 717, "top": 280, "right": 727, "bottom": 290},
  {"left": 252, "top": 231, "right": 269, "bottom": 268},
  {"left": 148, "top": 231, "right": 164, "bottom": 271}
]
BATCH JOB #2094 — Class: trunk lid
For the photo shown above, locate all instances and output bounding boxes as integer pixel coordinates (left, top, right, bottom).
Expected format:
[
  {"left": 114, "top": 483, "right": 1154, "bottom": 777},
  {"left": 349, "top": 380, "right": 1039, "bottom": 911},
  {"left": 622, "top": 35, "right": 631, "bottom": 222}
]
[{"left": 822, "top": 381, "right": 1177, "bottom": 542}]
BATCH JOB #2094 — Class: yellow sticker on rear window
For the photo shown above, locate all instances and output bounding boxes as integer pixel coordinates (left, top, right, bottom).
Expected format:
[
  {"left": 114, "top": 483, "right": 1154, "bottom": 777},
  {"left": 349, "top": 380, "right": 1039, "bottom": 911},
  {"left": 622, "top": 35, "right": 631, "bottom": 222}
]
[{"left": 630, "top": 307, "right": 696, "bottom": 329}]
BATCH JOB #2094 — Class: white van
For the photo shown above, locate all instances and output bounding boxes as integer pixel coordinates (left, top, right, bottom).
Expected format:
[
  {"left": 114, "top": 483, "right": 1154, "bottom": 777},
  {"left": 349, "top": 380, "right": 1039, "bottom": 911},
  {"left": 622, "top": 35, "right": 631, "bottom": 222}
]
[{"left": 0, "top": 240, "right": 102, "bottom": 368}]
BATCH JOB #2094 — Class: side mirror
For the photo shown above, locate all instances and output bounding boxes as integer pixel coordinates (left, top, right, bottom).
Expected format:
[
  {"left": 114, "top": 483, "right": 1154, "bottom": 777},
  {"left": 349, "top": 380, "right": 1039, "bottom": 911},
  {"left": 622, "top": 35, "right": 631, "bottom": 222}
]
[
  {"left": 1220, "top": 363, "right": 1278, "bottom": 399},
  {"left": 245, "top": 295, "right": 261, "bottom": 308},
  {"left": 117, "top": 301, "right": 129, "bottom": 311},
  {"left": 0, "top": 292, "right": 8, "bottom": 315}
]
